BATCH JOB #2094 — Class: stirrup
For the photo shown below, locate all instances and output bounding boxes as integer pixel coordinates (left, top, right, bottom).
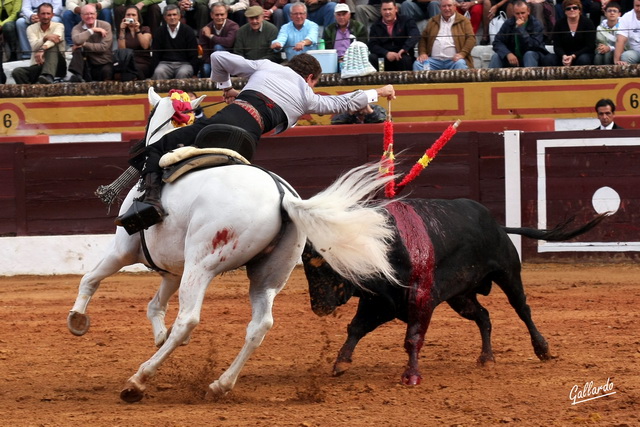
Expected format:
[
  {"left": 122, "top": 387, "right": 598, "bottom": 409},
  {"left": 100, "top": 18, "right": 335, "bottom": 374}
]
[{"left": 115, "top": 200, "right": 164, "bottom": 235}]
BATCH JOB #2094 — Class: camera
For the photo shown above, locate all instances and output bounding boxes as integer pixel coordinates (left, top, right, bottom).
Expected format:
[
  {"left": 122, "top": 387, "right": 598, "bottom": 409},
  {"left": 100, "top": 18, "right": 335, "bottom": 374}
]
[{"left": 125, "top": 18, "right": 135, "bottom": 24}]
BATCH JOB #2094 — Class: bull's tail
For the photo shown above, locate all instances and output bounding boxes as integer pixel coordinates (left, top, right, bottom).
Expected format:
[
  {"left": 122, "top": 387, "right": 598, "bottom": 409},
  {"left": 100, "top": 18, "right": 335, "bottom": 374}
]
[
  {"left": 282, "top": 163, "right": 397, "bottom": 287},
  {"left": 503, "top": 213, "right": 609, "bottom": 241}
]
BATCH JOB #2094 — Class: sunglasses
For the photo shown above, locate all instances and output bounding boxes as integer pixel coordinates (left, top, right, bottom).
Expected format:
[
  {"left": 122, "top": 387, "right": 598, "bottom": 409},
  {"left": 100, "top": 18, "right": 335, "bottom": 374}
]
[{"left": 565, "top": 6, "right": 580, "bottom": 10}]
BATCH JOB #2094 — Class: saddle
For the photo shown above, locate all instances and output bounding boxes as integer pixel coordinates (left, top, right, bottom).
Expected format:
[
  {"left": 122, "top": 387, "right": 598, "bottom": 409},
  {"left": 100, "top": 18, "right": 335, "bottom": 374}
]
[
  {"left": 160, "top": 124, "right": 256, "bottom": 182},
  {"left": 114, "top": 124, "right": 257, "bottom": 236}
]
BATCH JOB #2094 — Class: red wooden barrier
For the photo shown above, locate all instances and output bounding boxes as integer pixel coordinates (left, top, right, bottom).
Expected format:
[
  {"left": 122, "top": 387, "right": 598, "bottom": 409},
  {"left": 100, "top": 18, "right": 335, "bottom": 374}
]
[{"left": 0, "top": 135, "right": 49, "bottom": 144}]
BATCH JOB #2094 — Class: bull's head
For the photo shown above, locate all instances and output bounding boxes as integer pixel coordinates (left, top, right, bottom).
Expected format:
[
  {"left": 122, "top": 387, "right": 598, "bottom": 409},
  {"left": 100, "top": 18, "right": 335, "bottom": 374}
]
[{"left": 302, "top": 242, "right": 356, "bottom": 316}]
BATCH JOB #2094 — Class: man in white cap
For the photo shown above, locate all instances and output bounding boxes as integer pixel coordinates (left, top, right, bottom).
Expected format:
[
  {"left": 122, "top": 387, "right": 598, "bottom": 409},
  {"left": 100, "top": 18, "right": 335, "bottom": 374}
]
[
  {"left": 322, "top": 3, "right": 367, "bottom": 63},
  {"left": 234, "top": 5, "right": 281, "bottom": 61}
]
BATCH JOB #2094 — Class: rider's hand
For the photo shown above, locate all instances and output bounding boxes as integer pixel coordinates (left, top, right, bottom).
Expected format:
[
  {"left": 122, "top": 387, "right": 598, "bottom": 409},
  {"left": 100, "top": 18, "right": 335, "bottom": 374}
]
[{"left": 377, "top": 84, "right": 396, "bottom": 101}]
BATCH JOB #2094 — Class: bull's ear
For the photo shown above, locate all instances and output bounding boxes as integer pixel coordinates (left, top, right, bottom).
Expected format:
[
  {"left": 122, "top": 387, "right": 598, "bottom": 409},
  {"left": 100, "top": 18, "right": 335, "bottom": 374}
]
[{"left": 148, "top": 87, "right": 161, "bottom": 107}]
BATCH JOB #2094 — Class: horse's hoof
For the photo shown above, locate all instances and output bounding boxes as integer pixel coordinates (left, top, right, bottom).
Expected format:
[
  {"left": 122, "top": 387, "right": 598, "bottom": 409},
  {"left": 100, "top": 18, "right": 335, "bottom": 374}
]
[
  {"left": 401, "top": 374, "right": 422, "bottom": 386},
  {"left": 120, "top": 387, "right": 144, "bottom": 403},
  {"left": 120, "top": 380, "right": 146, "bottom": 403},
  {"left": 333, "top": 361, "right": 351, "bottom": 376},
  {"left": 206, "top": 381, "right": 229, "bottom": 399},
  {"left": 154, "top": 332, "right": 167, "bottom": 348},
  {"left": 67, "top": 311, "right": 90, "bottom": 336}
]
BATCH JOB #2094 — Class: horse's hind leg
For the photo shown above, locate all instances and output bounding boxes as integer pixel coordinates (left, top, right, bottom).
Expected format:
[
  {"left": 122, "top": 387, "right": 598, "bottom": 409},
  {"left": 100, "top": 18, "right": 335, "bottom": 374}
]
[
  {"left": 447, "top": 294, "right": 495, "bottom": 365},
  {"left": 68, "top": 235, "right": 139, "bottom": 336},
  {"left": 147, "top": 273, "right": 182, "bottom": 347},
  {"left": 121, "top": 265, "right": 215, "bottom": 403},
  {"left": 208, "top": 229, "right": 303, "bottom": 396},
  {"left": 494, "top": 268, "right": 552, "bottom": 360}
]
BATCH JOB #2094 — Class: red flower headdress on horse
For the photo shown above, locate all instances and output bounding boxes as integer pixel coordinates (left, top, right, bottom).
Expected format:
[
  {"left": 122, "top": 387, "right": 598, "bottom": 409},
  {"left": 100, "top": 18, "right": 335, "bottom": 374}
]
[{"left": 168, "top": 89, "right": 195, "bottom": 127}]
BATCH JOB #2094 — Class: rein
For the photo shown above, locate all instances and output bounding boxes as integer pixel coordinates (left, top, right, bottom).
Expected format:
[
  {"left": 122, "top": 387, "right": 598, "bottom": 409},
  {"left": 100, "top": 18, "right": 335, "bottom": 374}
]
[{"left": 145, "top": 100, "right": 226, "bottom": 145}]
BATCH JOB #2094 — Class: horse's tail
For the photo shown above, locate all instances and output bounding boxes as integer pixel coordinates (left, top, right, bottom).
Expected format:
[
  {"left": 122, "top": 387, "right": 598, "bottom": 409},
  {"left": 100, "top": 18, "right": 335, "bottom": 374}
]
[
  {"left": 282, "top": 163, "right": 398, "bottom": 287},
  {"left": 503, "top": 213, "right": 609, "bottom": 241}
]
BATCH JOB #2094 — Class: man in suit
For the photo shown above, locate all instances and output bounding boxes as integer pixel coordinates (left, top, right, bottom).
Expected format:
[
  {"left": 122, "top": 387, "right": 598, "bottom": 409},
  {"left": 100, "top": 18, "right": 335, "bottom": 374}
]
[{"left": 594, "top": 98, "right": 623, "bottom": 130}]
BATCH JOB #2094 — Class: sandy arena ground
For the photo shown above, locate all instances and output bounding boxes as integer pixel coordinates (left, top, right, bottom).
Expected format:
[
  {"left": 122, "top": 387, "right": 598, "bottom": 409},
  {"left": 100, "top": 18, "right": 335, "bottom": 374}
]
[{"left": 0, "top": 264, "right": 638, "bottom": 426}]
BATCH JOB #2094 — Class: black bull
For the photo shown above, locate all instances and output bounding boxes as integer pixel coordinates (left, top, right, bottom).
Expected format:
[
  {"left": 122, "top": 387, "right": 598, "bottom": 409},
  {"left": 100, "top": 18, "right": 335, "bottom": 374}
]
[{"left": 302, "top": 198, "right": 607, "bottom": 385}]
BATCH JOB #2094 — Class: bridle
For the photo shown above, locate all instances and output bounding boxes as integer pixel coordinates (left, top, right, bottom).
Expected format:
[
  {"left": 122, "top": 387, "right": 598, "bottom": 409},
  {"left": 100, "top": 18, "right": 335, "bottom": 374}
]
[{"left": 144, "top": 100, "right": 226, "bottom": 146}]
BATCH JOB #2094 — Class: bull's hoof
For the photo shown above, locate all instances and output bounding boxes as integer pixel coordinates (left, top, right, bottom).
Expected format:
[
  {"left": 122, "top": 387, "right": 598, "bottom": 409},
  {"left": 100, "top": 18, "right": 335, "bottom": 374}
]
[
  {"left": 401, "top": 374, "right": 422, "bottom": 386},
  {"left": 67, "top": 311, "right": 90, "bottom": 336},
  {"left": 120, "top": 379, "right": 146, "bottom": 403},
  {"left": 333, "top": 361, "right": 351, "bottom": 377},
  {"left": 477, "top": 352, "right": 496, "bottom": 366},
  {"left": 537, "top": 350, "right": 557, "bottom": 361}
]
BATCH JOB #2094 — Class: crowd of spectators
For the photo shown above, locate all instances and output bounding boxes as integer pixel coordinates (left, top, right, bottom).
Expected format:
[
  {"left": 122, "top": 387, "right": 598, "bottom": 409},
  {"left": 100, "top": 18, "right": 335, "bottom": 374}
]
[{"left": 1, "top": 0, "right": 640, "bottom": 85}]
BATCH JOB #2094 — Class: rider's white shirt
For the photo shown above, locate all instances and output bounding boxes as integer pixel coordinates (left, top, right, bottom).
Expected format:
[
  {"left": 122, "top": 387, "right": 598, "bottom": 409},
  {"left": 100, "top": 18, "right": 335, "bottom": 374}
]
[{"left": 209, "top": 51, "right": 378, "bottom": 134}]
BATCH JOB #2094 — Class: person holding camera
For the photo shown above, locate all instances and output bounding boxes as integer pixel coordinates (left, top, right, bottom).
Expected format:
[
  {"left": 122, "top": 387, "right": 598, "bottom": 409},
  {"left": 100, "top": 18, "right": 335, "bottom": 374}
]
[
  {"left": 115, "top": 5, "right": 152, "bottom": 80},
  {"left": 63, "top": 0, "right": 113, "bottom": 48}
]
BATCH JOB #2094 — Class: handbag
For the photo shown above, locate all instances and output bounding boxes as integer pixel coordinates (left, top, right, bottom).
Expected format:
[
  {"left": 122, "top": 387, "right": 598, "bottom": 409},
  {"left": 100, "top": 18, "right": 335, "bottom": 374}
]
[{"left": 489, "top": 11, "right": 507, "bottom": 44}]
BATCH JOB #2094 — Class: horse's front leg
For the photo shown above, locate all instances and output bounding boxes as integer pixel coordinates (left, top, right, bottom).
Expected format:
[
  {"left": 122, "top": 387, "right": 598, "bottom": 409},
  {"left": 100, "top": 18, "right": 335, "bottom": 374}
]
[
  {"left": 68, "top": 233, "right": 139, "bottom": 336},
  {"left": 121, "top": 266, "right": 213, "bottom": 403},
  {"left": 147, "top": 273, "right": 182, "bottom": 347}
]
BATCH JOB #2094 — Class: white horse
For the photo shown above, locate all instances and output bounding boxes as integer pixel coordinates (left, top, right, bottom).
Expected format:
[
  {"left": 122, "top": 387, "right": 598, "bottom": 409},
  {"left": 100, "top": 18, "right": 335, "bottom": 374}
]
[{"left": 67, "top": 87, "right": 397, "bottom": 403}]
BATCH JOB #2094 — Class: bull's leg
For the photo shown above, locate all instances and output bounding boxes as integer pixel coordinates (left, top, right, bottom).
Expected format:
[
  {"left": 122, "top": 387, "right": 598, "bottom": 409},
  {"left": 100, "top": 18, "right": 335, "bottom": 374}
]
[
  {"left": 334, "top": 296, "right": 396, "bottom": 377},
  {"left": 494, "top": 271, "right": 552, "bottom": 360},
  {"left": 147, "top": 273, "right": 182, "bottom": 347},
  {"left": 68, "top": 233, "right": 140, "bottom": 336},
  {"left": 120, "top": 266, "right": 215, "bottom": 403},
  {"left": 402, "top": 301, "right": 436, "bottom": 386},
  {"left": 447, "top": 294, "right": 495, "bottom": 365}
]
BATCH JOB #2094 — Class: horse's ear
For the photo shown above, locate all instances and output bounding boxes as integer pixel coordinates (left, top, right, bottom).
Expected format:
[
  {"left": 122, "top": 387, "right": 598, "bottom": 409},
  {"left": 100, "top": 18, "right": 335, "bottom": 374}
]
[
  {"left": 148, "top": 87, "right": 161, "bottom": 107},
  {"left": 191, "top": 94, "right": 207, "bottom": 109}
]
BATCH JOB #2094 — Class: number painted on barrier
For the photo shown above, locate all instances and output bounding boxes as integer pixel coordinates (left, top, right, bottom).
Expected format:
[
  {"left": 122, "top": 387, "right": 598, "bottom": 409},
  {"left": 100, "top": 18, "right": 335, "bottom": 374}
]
[
  {"left": 0, "top": 108, "right": 19, "bottom": 134},
  {"left": 631, "top": 93, "right": 639, "bottom": 109}
]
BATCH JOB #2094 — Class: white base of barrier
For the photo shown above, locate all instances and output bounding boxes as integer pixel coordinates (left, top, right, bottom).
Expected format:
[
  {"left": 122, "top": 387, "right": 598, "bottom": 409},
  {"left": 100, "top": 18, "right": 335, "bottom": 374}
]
[{"left": 0, "top": 234, "right": 148, "bottom": 276}]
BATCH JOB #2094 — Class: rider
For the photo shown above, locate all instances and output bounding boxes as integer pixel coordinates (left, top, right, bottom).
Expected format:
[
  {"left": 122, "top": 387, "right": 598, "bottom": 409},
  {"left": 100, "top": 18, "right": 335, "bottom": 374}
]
[{"left": 115, "top": 51, "right": 396, "bottom": 230}]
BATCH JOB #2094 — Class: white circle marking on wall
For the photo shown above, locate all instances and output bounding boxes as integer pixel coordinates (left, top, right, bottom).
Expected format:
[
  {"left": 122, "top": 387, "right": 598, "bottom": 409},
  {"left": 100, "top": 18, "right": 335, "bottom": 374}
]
[{"left": 592, "top": 186, "right": 620, "bottom": 215}]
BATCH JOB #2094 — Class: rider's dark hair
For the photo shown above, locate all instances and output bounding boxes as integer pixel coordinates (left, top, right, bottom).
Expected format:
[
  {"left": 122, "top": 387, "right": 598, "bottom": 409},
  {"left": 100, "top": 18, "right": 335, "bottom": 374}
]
[{"left": 285, "top": 54, "right": 322, "bottom": 82}]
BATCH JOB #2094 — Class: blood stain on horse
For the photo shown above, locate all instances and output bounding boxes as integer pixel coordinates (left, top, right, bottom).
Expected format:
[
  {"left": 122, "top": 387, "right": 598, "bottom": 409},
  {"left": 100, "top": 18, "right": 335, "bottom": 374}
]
[{"left": 211, "top": 229, "right": 234, "bottom": 254}]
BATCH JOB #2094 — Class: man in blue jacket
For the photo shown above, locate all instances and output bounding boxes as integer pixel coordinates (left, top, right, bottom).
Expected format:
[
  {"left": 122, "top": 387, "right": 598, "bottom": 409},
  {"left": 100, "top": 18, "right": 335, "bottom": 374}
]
[{"left": 488, "top": 0, "right": 549, "bottom": 68}]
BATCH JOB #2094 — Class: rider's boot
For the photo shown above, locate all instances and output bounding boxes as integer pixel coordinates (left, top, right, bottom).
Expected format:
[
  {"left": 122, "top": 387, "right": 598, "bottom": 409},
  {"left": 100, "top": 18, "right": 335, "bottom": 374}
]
[{"left": 114, "top": 172, "right": 166, "bottom": 234}]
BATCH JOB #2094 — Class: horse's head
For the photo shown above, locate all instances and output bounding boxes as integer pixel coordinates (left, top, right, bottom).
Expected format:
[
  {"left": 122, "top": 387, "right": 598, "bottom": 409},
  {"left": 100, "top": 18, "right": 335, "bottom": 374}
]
[{"left": 145, "top": 87, "right": 207, "bottom": 147}]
